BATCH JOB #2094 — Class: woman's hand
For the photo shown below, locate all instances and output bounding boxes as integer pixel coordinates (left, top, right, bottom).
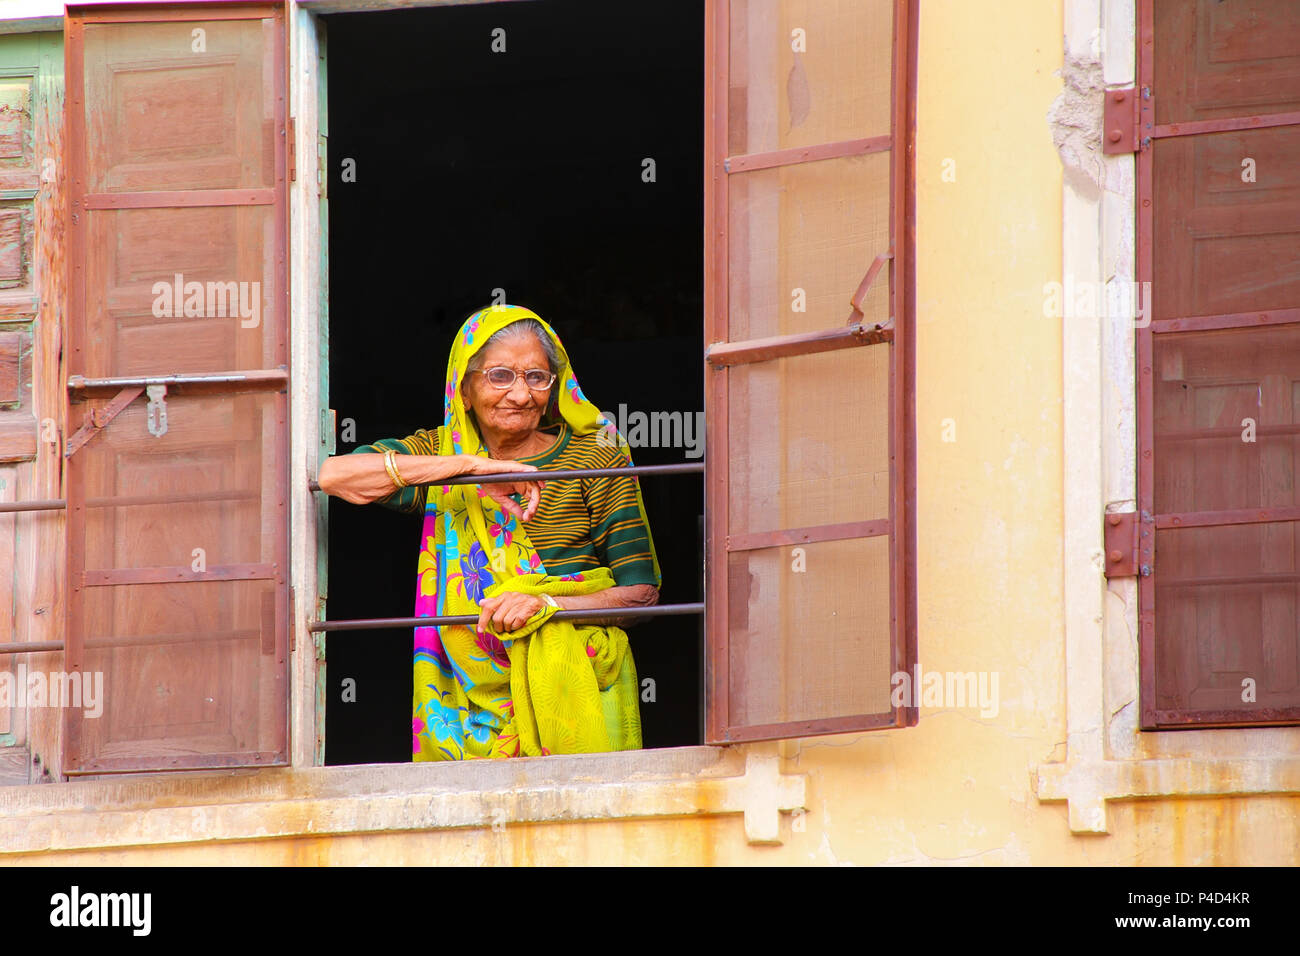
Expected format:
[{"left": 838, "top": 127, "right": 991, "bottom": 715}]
[
  {"left": 465, "top": 456, "right": 546, "bottom": 522},
  {"left": 476, "top": 584, "right": 660, "bottom": 634},
  {"left": 477, "top": 592, "right": 548, "bottom": 635}
]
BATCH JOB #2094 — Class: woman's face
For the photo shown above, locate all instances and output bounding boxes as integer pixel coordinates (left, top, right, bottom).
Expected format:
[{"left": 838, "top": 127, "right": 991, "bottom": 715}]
[{"left": 462, "top": 333, "right": 552, "bottom": 439}]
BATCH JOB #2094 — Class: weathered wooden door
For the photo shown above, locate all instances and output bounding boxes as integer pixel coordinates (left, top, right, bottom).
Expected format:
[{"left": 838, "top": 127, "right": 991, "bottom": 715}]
[
  {"left": 705, "top": 0, "right": 915, "bottom": 741},
  {"left": 63, "top": 4, "right": 289, "bottom": 772}
]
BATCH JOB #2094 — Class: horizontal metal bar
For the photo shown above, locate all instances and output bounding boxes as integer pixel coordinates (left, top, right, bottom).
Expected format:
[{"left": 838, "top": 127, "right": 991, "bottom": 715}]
[
  {"left": 2, "top": 633, "right": 264, "bottom": 654},
  {"left": 68, "top": 369, "right": 288, "bottom": 391},
  {"left": 83, "top": 188, "right": 275, "bottom": 210},
  {"left": 440, "top": 461, "right": 702, "bottom": 485},
  {"left": 0, "top": 498, "right": 66, "bottom": 514},
  {"left": 1148, "top": 307, "right": 1300, "bottom": 334},
  {"left": 1157, "top": 423, "right": 1300, "bottom": 442},
  {"left": 1152, "top": 110, "right": 1300, "bottom": 141},
  {"left": 727, "top": 519, "right": 890, "bottom": 552},
  {"left": 85, "top": 489, "right": 260, "bottom": 509},
  {"left": 706, "top": 323, "right": 893, "bottom": 368},
  {"left": 86, "top": 629, "right": 259, "bottom": 649},
  {"left": 81, "top": 563, "right": 277, "bottom": 587},
  {"left": 725, "top": 135, "right": 891, "bottom": 173},
  {"left": 1156, "top": 506, "right": 1300, "bottom": 530},
  {"left": 309, "top": 461, "right": 703, "bottom": 493},
  {"left": 1158, "top": 571, "right": 1300, "bottom": 589},
  {"left": 0, "top": 641, "right": 64, "bottom": 655},
  {"left": 311, "top": 602, "right": 705, "bottom": 633}
]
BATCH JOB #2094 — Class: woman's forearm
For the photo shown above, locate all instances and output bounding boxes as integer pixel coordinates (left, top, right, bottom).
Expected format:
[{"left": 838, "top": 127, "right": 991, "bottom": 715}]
[
  {"left": 317, "top": 453, "right": 474, "bottom": 505},
  {"left": 554, "top": 584, "right": 659, "bottom": 628}
]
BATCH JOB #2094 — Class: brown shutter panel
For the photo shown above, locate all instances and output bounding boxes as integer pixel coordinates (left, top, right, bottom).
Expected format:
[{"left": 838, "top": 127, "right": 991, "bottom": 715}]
[
  {"left": 1139, "top": 0, "right": 1300, "bottom": 727},
  {"left": 63, "top": 4, "right": 289, "bottom": 772},
  {"left": 704, "top": 0, "right": 916, "bottom": 742}
]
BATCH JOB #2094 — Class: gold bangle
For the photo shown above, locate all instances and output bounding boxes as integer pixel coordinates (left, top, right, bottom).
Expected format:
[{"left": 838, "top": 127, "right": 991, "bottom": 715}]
[{"left": 383, "top": 449, "right": 409, "bottom": 489}]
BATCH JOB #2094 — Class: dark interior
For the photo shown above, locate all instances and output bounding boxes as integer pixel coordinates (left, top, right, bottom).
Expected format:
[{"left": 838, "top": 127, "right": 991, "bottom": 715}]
[{"left": 322, "top": 0, "right": 705, "bottom": 764}]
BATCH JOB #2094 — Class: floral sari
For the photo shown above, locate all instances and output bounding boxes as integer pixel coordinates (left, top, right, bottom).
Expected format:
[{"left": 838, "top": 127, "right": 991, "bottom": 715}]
[{"left": 412, "top": 305, "right": 660, "bottom": 760}]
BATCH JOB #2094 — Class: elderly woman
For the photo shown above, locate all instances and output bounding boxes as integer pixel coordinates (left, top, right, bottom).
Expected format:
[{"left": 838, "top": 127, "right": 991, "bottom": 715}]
[{"left": 317, "top": 305, "right": 661, "bottom": 760}]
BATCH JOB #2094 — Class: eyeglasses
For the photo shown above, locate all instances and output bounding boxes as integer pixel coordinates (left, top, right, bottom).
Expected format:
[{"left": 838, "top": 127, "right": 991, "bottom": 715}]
[{"left": 472, "top": 367, "right": 557, "bottom": 391}]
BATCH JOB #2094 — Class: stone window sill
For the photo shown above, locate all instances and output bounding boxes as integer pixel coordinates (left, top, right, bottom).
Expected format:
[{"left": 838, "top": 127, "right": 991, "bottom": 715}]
[{"left": 0, "top": 744, "right": 807, "bottom": 855}]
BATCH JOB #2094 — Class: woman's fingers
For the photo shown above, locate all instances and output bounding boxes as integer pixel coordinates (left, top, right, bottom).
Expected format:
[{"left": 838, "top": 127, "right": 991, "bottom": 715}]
[
  {"left": 476, "top": 457, "right": 538, "bottom": 478},
  {"left": 477, "top": 596, "right": 498, "bottom": 635},
  {"left": 507, "top": 593, "right": 544, "bottom": 631},
  {"left": 521, "top": 482, "right": 542, "bottom": 521},
  {"left": 494, "top": 593, "right": 529, "bottom": 631},
  {"left": 486, "top": 491, "right": 526, "bottom": 524},
  {"left": 480, "top": 593, "right": 545, "bottom": 634},
  {"left": 483, "top": 480, "right": 545, "bottom": 522},
  {"left": 473, "top": 456, "right": 546, "bottom": 522}
]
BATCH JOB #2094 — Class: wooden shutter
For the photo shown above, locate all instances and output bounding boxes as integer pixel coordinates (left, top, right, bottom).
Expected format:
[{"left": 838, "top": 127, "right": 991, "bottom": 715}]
[
  {"left": 1139, "top": 0, "right": 1300, "bottom": 727},
  {"left": 704, "top": 0, "right": 916, "bottom": 742},
  {"left": 64, "top": 4, "right": 289, "bottom": 772},
  {"left": 0, "top": 30, "right": 61, "bottom": 780}
]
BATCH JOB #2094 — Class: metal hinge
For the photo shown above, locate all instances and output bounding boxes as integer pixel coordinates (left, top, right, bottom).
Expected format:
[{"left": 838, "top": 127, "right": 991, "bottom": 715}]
[
  {"left": 1102, "top": 83, "right": 1164, "bottom": 155},
  {"left": 1102, "top": 86, "right": 1142, "bottom": 155},
  {"left": 1102, "top": 85, "right": 1154, "bottom": 154},
  {"left": 1103, "top": 509, "right": 1153, "bottom": 578}
]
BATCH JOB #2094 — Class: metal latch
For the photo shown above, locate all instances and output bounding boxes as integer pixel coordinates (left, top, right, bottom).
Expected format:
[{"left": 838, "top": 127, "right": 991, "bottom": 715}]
[{"left": 146, "top": 384, "right": 168, "bottom": 437}]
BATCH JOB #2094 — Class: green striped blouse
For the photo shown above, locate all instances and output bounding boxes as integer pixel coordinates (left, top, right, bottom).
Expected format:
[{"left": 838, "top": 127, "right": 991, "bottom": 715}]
[{"left": 353, "top": 423, "right": 660, "bottom": 587}]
